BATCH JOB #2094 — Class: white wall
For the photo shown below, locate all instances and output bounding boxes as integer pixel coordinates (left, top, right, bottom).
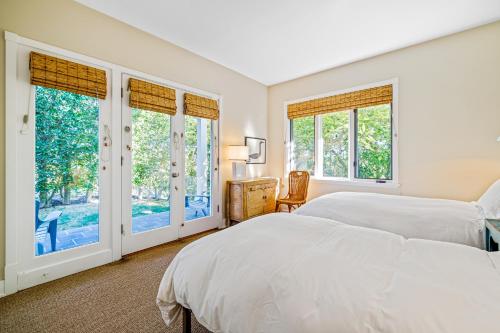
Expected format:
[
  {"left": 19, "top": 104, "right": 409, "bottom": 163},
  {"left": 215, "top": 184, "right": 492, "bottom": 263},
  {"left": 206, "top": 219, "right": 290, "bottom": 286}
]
[
  {"left": 1, "top": 0, "right": 499, "bottom": 282},
  {"left": 268, "top": 21, "right": 500, "bottom": 201},
  {"left": 0, "top": 0, "right": 268, "bottom": 280}
]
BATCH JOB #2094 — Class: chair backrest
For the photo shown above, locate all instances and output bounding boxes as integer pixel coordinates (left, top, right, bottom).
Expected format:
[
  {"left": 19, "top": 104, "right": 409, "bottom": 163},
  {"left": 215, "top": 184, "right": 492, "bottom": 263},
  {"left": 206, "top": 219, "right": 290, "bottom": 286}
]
[
  {"left": 287, "top": 171, "right": 310, "bottom": 201},
  {"left": 35, "top": 200, "right": 41, "bottom": 229}
]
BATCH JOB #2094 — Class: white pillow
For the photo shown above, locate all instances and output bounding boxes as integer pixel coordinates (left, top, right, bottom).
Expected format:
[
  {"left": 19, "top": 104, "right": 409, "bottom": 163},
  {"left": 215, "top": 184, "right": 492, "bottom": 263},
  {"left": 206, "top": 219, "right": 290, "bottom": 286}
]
[{"left": 478, "top": 180, "right": 500, "bottom": 219}]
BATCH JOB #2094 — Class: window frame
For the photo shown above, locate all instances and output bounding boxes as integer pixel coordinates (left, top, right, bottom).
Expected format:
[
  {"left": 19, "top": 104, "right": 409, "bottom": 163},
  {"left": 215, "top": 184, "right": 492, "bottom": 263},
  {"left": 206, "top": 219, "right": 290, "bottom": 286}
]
[
  {"left": 353, "top": 105, "right": 393, "bottom": 181},
  {"left": 284, "top": 79, "right": 399, "bottom": 188}
]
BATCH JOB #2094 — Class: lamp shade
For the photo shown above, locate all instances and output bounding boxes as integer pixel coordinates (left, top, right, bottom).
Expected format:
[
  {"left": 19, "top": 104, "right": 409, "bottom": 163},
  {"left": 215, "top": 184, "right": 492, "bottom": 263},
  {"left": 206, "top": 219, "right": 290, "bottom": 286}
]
[{"left": 226, "top": 145, "right": 249, "bottom": 160}]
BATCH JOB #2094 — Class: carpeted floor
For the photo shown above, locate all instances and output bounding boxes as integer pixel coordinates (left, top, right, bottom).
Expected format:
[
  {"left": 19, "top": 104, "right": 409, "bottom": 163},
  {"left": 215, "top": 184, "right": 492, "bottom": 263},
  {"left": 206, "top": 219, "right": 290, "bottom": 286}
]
[{"left": 0, "top": 231, "right": 215, "bottom": 333}]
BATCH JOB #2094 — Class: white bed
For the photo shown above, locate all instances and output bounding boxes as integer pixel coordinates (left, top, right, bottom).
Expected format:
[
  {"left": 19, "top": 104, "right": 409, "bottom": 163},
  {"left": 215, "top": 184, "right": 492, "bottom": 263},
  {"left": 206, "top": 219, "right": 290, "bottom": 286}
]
[
  {"left": 293, "top": 180, "right": 500, "bottom": 249},
  {"left": 157, "top": 213, "right": 500, "bottom": 333},
  {"left": 294, "top": 192, "right": 485, "bottom": 248}
]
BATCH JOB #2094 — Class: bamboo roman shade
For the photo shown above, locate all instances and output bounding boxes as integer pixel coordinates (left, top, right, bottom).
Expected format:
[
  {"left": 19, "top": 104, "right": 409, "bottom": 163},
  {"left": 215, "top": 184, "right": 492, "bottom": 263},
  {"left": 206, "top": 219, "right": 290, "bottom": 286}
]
[
  {"left": 287, "top": 84, "right": 393, "bottom": 119},
  {"left": 184, "top": 93, "right": 219, "bottom": 120},
  {"left": 128, "top": 78, "right": 177, "bottom": 115},
  {"left": 30, "top": 52, "right": 107, "bottom": 99}
]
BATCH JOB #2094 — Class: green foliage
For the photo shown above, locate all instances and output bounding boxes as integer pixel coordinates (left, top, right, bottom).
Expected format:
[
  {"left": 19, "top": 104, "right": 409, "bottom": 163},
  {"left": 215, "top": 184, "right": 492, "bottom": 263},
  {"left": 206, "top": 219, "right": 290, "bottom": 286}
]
[
  {"left": 322, "top": 112, "right": 349, "bottom": 177},
  {"left": 291, "top": 104, "right": 392, "bottom": 180},
  {"left": 35, "top": 87, "right": 99, "bottom": 207},
  {"left": 39, "top": 200, "right": 169, "bottom": 230},
  {"left": 131, "top": 199, "right": 169, "bottom": 217},
  {"left": 291, "top": 116, "right": 315, "bottom": 175},
  {"left": 184, "top": 116, "right": 211, "bottom": 196},
  {"left": 131, "top": 108, "right": 170, "bottom": 199},
  {"left": 39, "top": 203, "right": 98, "bottom": 230},
  {"left": 35, "top": 86, "right": 213, "bottom": 229},
  {"left": 356, "top": 105, "right": 392, "bottom": 180}
]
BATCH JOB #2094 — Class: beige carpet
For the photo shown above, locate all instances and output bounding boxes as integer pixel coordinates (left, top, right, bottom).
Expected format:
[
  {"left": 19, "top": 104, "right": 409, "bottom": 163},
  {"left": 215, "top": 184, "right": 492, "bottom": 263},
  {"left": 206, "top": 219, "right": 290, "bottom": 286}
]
[{"left": 0, "top": 232, "right": 214, "bottom": 333}]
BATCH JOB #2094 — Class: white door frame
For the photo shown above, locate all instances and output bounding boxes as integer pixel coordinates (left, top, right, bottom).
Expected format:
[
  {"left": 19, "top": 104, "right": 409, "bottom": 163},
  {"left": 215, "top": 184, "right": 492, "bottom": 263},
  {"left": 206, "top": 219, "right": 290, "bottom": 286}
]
[
  {"left": 10, "top": 42, "right": 115, "bottom": 292},
  {"left": 120, "top": 73, "right": 180, "bottom": 255},
  {"left": 4, "top": 31, "right": 224, "bottom": 295}
]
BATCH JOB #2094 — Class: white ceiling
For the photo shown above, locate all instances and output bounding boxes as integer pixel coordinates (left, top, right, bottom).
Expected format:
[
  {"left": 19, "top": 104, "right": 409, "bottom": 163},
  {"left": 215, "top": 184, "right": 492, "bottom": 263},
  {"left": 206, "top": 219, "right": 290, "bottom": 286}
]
[{"left": 76, "top": 0, "right": 500, "bottom": 85}]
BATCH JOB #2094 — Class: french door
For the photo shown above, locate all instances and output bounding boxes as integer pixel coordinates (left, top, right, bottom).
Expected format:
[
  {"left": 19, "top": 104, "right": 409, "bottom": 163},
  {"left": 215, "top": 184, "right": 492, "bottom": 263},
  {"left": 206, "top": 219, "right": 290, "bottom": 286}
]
[
  {"left": 121, "top": 74, "right": 220, "bottom": 254},
  {"left": 15, "top": 46, "right": 113, "bottom": 289},
  {"left": 9, "top": 43, "right": 220, "bottom": 292}
]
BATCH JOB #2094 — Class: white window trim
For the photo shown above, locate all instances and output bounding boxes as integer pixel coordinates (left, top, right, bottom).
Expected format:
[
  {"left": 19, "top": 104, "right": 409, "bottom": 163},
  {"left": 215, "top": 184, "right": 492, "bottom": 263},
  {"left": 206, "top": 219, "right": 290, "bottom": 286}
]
[{"left": 283, "top": 78, "right": 399, "bottom": 188}]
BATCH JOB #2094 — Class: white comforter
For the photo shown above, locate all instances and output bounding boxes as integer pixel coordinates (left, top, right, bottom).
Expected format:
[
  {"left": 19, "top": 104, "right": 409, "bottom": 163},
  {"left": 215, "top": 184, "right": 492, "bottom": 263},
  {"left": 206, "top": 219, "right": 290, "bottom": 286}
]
[
  {"left": 294, "top": 192, "right": 485, "bottom": 248},
  {"left": 157, "top": 214, "right": 500, "bottom": 333}
]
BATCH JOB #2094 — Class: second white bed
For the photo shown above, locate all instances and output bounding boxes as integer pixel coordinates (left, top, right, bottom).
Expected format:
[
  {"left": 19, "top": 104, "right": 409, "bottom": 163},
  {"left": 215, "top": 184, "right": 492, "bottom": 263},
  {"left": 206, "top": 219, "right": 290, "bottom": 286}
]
[{"left": 294, "top": 191, "right": 486, "bottom": 248}]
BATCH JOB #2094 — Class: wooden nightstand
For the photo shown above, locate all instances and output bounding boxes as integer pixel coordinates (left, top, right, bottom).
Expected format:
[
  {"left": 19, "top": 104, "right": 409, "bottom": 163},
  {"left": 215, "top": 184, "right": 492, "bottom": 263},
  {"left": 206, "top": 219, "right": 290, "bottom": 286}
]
[
  {"left": 226, "top": 177, "right": 279, "bottom": 226},
  {"left": 485, "top": 219, "right": 500, "bottom": 252}
]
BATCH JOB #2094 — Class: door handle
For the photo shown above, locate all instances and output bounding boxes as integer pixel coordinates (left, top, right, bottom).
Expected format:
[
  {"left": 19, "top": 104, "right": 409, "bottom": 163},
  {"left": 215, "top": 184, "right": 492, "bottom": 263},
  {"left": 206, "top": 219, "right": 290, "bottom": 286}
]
[{"left": 172, "top": 172, "right": 179, "bottom": 178}]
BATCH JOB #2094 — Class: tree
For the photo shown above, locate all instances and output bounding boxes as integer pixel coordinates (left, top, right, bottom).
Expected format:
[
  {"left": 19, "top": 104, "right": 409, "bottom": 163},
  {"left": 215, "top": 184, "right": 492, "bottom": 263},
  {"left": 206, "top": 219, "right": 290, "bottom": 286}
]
[
  {"left": 131, "top": 108, "right": 170, "bottom": 200},
  {"left": 356, "top": 105, "right": 392, "bottom": 179},
  {"left": 35, "top": 86, "right": 99, "bottom": 207},
  {"left": 322, "top": 112, "right": 349, "bottom": 177},
  {"left": 291, "top": 116, "right": 315, "bottom": 173},
  {"left": 184, "top": 116, "right": 211, "bottom": 196}
]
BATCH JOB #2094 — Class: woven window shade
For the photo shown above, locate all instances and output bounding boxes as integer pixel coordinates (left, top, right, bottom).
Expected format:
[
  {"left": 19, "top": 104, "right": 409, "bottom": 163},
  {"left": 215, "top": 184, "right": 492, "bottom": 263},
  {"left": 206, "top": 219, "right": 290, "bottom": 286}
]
[
  {"left": 184, "top": 93, "right": 219, "bottom": 120},
  {"left": 128, "top": 78, "right": 177, "bottom": 115},
  {"left": 288, "top": 84, "right": 393, "bottom": 119},
  {"left": 30, "top": 52, "right": 107, "bottom": 99}
]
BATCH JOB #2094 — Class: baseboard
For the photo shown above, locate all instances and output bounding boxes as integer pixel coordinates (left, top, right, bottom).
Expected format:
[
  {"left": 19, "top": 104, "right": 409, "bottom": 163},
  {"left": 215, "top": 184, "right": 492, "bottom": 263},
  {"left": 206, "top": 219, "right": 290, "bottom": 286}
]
[
  {"left": 0, "top": 280, "right": 5, "bottom": 298},
  {"left": 17, "top": 249, "right": 113, "bottom": 291}
]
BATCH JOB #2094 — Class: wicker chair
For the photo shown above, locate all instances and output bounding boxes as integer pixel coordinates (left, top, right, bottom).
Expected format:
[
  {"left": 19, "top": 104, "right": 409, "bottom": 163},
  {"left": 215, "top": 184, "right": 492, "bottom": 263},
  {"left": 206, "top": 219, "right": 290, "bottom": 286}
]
[{"left": 275, "top": 171, "right": 310, "bottom": 212}]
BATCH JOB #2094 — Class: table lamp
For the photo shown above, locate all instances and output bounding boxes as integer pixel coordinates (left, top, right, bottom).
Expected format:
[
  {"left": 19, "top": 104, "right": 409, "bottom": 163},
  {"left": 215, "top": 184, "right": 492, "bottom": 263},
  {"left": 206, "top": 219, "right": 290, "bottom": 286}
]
[{"left": 226, "top": 145, "right": 249, "bottom": 179}]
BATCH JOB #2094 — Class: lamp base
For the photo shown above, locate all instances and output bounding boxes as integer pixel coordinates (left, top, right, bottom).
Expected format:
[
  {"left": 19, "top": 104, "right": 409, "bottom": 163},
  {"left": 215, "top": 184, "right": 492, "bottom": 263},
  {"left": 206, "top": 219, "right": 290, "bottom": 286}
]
[{"left": 232, "top": 161, "right": 247, "bottom": 179}]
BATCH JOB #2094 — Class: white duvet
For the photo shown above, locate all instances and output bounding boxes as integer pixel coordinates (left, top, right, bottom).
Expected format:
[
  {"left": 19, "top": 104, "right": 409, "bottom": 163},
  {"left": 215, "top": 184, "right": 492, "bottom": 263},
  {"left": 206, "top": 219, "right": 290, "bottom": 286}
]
[
  {"left": 294, "top": 192, "right": 485, "bottom": 248},
  {"left": 157, "top": 213, "right": 500, "bottom": 333}
]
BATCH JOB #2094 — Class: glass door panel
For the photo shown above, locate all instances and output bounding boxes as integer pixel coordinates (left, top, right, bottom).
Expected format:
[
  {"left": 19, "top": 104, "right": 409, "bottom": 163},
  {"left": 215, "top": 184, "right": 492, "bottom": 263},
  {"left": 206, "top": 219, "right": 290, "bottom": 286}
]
[
  {"left": 34, "top": 86, "right": 100, "bottom": 256},
  {"left": 131, "top": 108, "right": 171, "bottom": 233},
  {"left": 184, "top": 115, "right": 212, "bottom": 221}
]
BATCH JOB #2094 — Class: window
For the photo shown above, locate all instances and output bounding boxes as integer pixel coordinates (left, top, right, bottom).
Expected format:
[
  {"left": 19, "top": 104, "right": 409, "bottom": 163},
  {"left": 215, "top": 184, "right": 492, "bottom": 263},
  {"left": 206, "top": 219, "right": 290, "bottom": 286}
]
[
  {"left": 354, "top": 104, "right": 392, "bottom": 180},
  {"left": 290, "top": 116, "right": 315, "bottom": 175},
  {"left": 287, "top": 83, "right": 397, "bottom": 184},
  {"left": 321, "top": 111, "right": 349, "bottom": 178}
]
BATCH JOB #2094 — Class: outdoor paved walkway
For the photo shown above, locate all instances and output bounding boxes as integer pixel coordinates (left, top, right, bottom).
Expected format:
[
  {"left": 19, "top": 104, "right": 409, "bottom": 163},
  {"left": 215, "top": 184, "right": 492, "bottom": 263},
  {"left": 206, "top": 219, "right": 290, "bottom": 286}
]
[{"left": 37, "top": 207, "right": 208, "bottom": 254}]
